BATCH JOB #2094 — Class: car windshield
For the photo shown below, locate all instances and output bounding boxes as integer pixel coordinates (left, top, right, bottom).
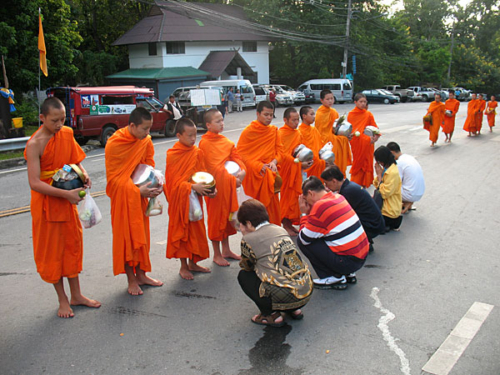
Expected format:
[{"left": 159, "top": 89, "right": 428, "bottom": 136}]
[
  {"left": 146, "top": 97, "right": 164, "bottom": 110},
  {"left": 379, "top": 89, "right": 392, "bottom": 95}
]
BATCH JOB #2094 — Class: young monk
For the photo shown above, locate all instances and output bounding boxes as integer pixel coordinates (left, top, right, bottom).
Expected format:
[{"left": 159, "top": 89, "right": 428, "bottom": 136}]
[
  {"left": 198, "top": 109, "right": 246, "bottom": 267},
  {"left": 106, "top": 107, "right": 164, "bottom": 295},
  {"left": 25, "top": 97, "right": 100, "bottom": 318},
  {"left": 314, "top": 89, "right": 352, "bottom": 176},
  {"left": 278, "top": 107, "right": 312, "bottom": 236},
  {"left": 298, "top": 106, "right": 327, "bottom": 179},
  {"left": 424, "top": 93, "right": 446, "bottom": 147},
  {"left": 476, "top": 94, "right": 486, "bottom": 134},
  {"left": 165, "top": 118, "right": 216, "bottom": 280},
  {"left": 237, "top": 101, "right": 284, "bottom": 225},
  {"left": 348, "top": 93, "right": 379, "bottom": 188},
  {"left": 463, "top": 93, "right": 478, "bottom": 136},
  {"left": 443, "top": 90, "right": 460, "bottom": 143},
  {"left": 485, "top": 95, "right": 497, "bottom": 132}
]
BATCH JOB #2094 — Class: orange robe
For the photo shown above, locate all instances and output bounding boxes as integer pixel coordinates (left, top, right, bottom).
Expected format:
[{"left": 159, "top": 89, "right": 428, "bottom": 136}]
[
  {"left": 165, "top": 142, "right": 209, "bottom": 261},
  {"left": 443, "top": 98, "right": 460, "bottom": 134},
  {"left": 278, "top": 124, "right": 303, "bottom": 223},
  {"left": 199, "top": 132, "right": 246, "bottom": 241},
  {"left": 463, "top": 99, "right": 478, "bottom": 133},
  {"left": 426, "top": 101, "right": 445, "bottom": 143},
  {"left": 486, "top": 100, "right": 497, "bottom": 128},
  {"left": 315, "top": 105, "right": 352, "bottom": 176},
  {"left": 476, "top": 99, "right": 486, "bottom": 132},
  {"left": 237, "top": 120, "right": 284, "bottom": 225},
  {"left": 348, "top": 107, "right": 378, "bottom": 188},
  {"left": 25, "top": 126, "right": 86, "bottom": 283},
  {"left": 105, "top": 127, "right": 155, "bottom": 275},
  {"left": 298, "top": 123, "right": 326, "bottom": 179}
]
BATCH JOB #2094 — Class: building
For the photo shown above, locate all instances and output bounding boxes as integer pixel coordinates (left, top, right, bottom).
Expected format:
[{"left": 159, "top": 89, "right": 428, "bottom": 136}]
[{"left": 108, "top": 1, "right": 273, "bottom": 101}]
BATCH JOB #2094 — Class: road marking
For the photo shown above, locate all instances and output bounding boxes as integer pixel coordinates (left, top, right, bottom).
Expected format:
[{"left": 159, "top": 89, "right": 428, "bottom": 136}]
[
  {"left": 422, "top": 302, "right": 494, "bottom": 375},
  {"left": 0, "top": 166, "right": 27, "bottom": 175},
  {"left": 370, "top": 287, "right": 411, "bottom": 375},
  {"left": 92, "top": 157, "right": 105, "bottom": 162},
  {"left": 156, "top": 239, "right": 167, "bottom": 245},
  {"left": 409, "top": 126, "right": 423, "bottom": 131}
]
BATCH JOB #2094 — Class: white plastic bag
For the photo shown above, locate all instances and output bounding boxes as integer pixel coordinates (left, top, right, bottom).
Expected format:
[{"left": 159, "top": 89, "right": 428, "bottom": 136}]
[
  {"left": 78, "top": 190, "right": 102, "bottom": 229},
  {"left": 229, "top": 186, "right": 253, "bottom": 228},
  {"left": 146, "top": 197, "right": 163, "bottom": 217},
  {"left": 189, "top": 190, "right": 203, "bottom": 222}
]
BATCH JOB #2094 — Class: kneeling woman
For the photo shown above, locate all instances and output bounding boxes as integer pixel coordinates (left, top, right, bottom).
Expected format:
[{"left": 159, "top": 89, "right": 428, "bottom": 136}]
[{"left": 237, "top": 200, "right": 313, "bottom": 327}]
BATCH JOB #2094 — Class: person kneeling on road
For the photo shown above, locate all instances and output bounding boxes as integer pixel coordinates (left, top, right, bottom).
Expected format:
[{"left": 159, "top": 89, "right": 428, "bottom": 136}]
[
  {"left": 298, "top": 176, "right": 369, "bottom": 290},
  {"left": 237, "top": 199, "right": 313, "bottom": 327}
]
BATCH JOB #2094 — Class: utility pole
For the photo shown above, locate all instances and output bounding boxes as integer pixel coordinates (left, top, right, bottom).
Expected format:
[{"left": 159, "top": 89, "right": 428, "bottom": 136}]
[
  {"left": 342, "top": 0, "right": 352, "bottom": 79},
  {"left": 447, "top": 22, "right": 455, "bottom": 83}
]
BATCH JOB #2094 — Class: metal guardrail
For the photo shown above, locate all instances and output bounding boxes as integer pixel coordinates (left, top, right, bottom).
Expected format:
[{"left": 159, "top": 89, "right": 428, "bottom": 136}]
[{"left": 0, "top": 137, "right": 29, "bottom": 152}]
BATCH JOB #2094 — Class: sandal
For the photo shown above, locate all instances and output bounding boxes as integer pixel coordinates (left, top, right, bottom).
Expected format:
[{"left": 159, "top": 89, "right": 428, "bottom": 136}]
[
  {"left": 287, "top": 309, "right": 304, "bottom": 320},
  {"left": 251, "top": 312, "right": 285, "bottom": 327}
]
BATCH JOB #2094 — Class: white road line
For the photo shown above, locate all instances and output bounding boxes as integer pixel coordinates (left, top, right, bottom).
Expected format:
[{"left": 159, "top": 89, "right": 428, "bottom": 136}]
[
  {"left": 156, "top": 239, "right": 167, "bottom": 245},
  {"left": 409, "top": 126, "right": 424, "bottom": 131},
  {"left": 422, "top": 302, "right": 494, "bottom": 375},
  {"left": 92, "top": 157, "right": 105, "bottom": 162},
  {"left": 370, "top": 287, "right": 411, "bottom": 375},
  {"left": 0, "top": 167, "right": 27, "bottom": 175}
]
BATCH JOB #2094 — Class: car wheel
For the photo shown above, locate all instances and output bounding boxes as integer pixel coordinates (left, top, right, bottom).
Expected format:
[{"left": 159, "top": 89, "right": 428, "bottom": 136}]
[
  {"left": 423, "top": 95, "right": 429, "bottom": 102},
  {"left": 100, "top": 126, "right": 116, "bottom": 147},
  {"left": 164, "top": 119, "right": 176, "bottom": 137},
  {"left": 384, "top": 98, "right": 390, "bottom": 104}
]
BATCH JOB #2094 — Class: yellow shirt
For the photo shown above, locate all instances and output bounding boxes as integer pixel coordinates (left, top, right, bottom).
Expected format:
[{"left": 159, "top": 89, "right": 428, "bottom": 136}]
[{"left": 374, "top": 164, "right": 402, "bottom": 218}]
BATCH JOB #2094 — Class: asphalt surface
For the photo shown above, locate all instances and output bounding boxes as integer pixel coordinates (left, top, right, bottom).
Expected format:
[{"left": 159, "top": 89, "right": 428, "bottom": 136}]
[{"left": 0, "top": 102, "right": 499, "bottom": 375}]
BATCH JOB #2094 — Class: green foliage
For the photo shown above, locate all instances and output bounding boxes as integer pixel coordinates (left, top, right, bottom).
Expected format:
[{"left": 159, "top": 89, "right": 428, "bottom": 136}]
[{"left": 14, "top": 98, "right": 39, "bottom": 125}]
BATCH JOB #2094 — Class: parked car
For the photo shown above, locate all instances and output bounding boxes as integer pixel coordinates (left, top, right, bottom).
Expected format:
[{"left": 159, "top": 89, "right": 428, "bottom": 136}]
[
  {"left": 298, "top": 79, "right": 353, "bottom": 104},
  {"left": 382, "top": 85, "right": 415, "bottom": 102},
  {"left": 201, "top": 79, "right": 256, "bottom": 109},
  {"left": 273, "top": 84, "right": 305, "bottom": 104},
  {"left": 453, "top": 87, "right": 471, "bottom": 101},
  {"left": 360, "top": 89, "right": 399, "bottom": 104},
  {"left": 252, "top": 85, "right": 268, "bottom": 104},
  {"left": 379, "top": 89, "right": 401, "bottom": 102},
  {"left": 407, "top": 86, "right": 435, "bottom": 102},
  {"left": 297, "top": 87, "right": 316, "bottom": 104},
  {"left": 262, "top": 86, "right": 294, "bottom": 107}
]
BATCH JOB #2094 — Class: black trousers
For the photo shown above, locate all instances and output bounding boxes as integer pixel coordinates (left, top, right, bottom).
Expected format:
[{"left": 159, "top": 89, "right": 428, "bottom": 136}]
[
  {"left": 383, "top": 215, "right": 403, "bottom": 230},
  {"left": 298, "top": 240, "right": 365, "bottom": 279}
]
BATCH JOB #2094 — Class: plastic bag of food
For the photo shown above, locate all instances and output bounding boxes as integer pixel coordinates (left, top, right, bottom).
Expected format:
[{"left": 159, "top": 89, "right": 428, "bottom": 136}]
[
  {"left": 229, "top": 186, "right": 253, "bottom": 229},
  {"left": 146, "top": 197, "right": 163, "bottom": 217},
  {"left": 189, "top": 190, "right": 203, "bottom": 222},
  {"left": 78, "top": 190, "right": 102, "bottom": 229}
]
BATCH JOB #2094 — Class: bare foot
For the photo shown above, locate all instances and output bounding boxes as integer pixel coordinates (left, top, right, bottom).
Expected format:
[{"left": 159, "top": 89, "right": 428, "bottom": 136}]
[
  {"left": 136, "top": 274, "right": 163, "bottom": 287},
  {"left": 213, "top": 254, "right": 230, "bottom": 267},
  {"left": 127, "top": 283, "right": 143, "bottom": 296},
  {"left": 58, "top": 300, "right": 75, "bottom": 318},
  {"left": 189, "top": 263, "right": 211, "bottom": 273},
  {"left": 70, "top": 295, "right": 101, "bottom": 308},
  {"left": 221, "top": 250, "right": 241, "bottom": 261},
  {"left": 179, "top": 268, "right": 194, "bottom": 280}
]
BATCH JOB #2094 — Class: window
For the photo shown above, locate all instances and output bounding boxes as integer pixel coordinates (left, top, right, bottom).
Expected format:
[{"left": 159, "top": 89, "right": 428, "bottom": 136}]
[
  {"left": 166, "top": 42, "right": 185, "bottom": 54},
  {"left": 241, "top": 84, "right": 253, "bottom": 94},
  {"left": 101, "top": 95, "right": 134, "bottom": 105},
  {"left": 148, "top": 43, "right": 157, "bottom": 56},
  {"left": 242, "top": 41, "right": 257, "bottom": 52}
]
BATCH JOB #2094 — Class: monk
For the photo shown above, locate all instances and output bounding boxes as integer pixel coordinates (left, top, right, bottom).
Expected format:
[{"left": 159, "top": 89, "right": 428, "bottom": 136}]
[
  {"left": 278, "top": 107, "right": 312, "bottom": 236},
  {"left": 298, "top": 106, "right": 329, "bottom": 179},
  {"left": 424, "top": 93, "right": 446, "bottom": 147},
  {"left": 199, "top": 109, "right": 246, "bottom": 267},
  {"left": 25, "top": 97, "right": 100, "bottom": 318},
  {"left": 237, "top": 101, "right": 284, "bottom": 225},
  {"left": 476, "top": 94, "right": 486, "bottom": 134},
  {"left": 463, "top": 93, "right": 478, "bottom": 136},
  {"left": 348, "top": 93, "right": 380, "bottom": 188},
  {"left": 106, "top": 107, "right": 164, "bottom": 295},
  {"left": 314, "top": 89, "right": 352, "bottom": 176},
  {"left": 485, "top": 95, "right": 497, "bottom": 132},
  {"left": 443, "top": 90, "right": 460, "bottom": 143},
  {"left": 165, "top": 118, "right": 216, "bottom": 280}
]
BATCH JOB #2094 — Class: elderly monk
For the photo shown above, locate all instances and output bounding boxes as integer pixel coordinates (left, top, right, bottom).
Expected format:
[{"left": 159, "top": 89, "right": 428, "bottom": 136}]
[
  {"left": 424, "top": 93, "right": 446, "bottom": 147},
  {"left": 486, "top": 95, "right": 497, "bottom": 132},
  {"left": 476, "top": 94, "right": 486, "bottom": 134},
  {"left": 443, "top": 90, "right": 460, "bottom": 143},
  {"left": 237, "top": 101, "right": 284, "bottom": 225},
  {"left": 25, "top": 97, "right": 100, "bottom": 318},
  {"left": 279, "top": 107, "right": 312, "bottom": 236},
  {"left": 315, "top": 89, "right": 352, "bottom": 176},
  {"left": 463, "top": 93, "right": 478, "bottom": 136},
  {"left": 348, "top": 93, "right": 380, "bottom": 188},
  {"left": 298, "top": 106, "right": 328, "bottom": 180},
  {"left": 199, "top": 108, "right": 246, "bottom": 267},
  {"left": 106, "top": 107, "right": 163, "bottom": 295}
]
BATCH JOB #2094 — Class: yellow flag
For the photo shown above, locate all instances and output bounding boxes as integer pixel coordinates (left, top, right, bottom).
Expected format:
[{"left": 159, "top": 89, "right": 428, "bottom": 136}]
[{"left": 38, "top": 14, "right": 48, "bottom": 77}]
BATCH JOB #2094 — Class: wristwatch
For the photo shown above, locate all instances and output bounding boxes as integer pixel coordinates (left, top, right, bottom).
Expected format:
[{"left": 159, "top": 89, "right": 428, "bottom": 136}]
[{"left": 301, "top": 213, "right": 307, "bottom": 217}]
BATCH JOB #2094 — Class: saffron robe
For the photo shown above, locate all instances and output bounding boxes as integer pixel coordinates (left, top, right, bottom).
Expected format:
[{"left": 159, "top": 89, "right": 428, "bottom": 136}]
[
  {"left": 278, "top": 124, "right": 303, "bottom": 223},
  {"left": 476, "top": 99, "right": 486, "bottom": 132},
  {"left": 25, "top": 126, "right": 86, "bottom": 283},
  {"left": 165, "top": 142, "right": 210, "bottom": 261},
  {"left": 237, "top": 120, "right": 284, "bottom": 225},
  {"left": 463, "top": 99, "right": 478, "bottom": 133},
  {"left": 348, "top": 107, "right": 378, "bottom": 188},
  {"left": 486, "top": 100, "right": 497, "bottom": 128},
  {"left": 298, "top": 123, "right": 326, "bottom": 179},
  {"left": 105, "top": 127, "right": 154, "bottom": 275},
  {"left": 315, "top": 105, "right": 352, "bottom": 176},
  {"left": 199, "top": 132, "right": 246, "bottom": 241},
  {"left": 426, "top": 101, "right": 445, "bottom": 143},
  {"left": 443, "top": 98, "right": 460, "bottom": 134}
]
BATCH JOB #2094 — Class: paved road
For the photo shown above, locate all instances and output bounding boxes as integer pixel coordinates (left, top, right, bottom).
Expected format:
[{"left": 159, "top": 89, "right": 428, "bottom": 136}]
[{"left": 1, "top": 102, "right": 499, "bottom": 374}]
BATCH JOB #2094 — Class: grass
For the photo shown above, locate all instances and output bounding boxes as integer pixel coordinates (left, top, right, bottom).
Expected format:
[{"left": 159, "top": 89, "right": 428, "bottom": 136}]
[{"left": 0, "top": 150, "right": 24, "bottom": 161}]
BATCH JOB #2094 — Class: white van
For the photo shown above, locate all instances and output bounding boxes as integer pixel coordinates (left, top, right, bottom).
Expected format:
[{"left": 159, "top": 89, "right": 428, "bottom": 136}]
[
  {"left": 298, "top": 79, "right": 353, "bottom": 104},
  {"left": 201, "top": 79, "right": 256, "bottom": 109}
]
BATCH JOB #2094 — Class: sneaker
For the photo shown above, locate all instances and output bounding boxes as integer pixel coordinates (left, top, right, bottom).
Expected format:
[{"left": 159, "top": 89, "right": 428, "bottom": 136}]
[
  {"left": 313, "top": 275, "right": 347, "bottom": 290},
  {"left": 346, "top": 273, "right": 357, "bottom": 284}
]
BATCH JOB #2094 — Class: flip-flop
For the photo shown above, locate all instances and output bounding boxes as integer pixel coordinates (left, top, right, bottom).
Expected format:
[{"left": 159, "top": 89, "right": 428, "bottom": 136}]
[
  {"left": 251, "top": 312, "right": 285, "bottom": 327},
  {"left": 287, "top": 309, "right": 304, "bottom": 320}
]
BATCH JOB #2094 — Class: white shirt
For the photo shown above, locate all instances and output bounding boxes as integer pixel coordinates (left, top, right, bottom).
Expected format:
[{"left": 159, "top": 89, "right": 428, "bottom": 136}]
[{"left": 397, "top": 154, "right": 425, "bottom": 202}]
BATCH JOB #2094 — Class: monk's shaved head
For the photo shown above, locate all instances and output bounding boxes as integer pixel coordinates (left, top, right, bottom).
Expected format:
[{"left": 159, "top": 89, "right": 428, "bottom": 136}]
[
  {"left": 283, "top": 107, "right": 298, "bottom": 120},
  {"left": 41, "top": 97, "right": 64, "bottom": 116},
  {"left": 354, "top": 93, "right": 366, "bottom": 102},
  {"left": 175, "top": 117, "right": 196, "bottom": 135},
  {"left": 204, "top": 108, "right": 220, "bottom": 125}
]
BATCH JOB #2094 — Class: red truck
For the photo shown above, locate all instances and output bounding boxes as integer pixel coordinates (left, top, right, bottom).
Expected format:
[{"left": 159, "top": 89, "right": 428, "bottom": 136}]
[{"left": 46, "top": 86, "right": 175, "bottom": 146}]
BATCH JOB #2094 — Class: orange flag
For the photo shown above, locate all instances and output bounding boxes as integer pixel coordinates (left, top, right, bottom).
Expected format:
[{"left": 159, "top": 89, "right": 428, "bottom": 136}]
[{"left": 38, "top": 13, "right": 48, "bottom": 77}]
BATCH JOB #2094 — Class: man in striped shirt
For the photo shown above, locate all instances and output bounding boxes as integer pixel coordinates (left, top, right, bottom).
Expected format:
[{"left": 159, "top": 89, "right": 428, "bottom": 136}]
[{"left": 298, "top": 176, "right": 369, "bottom": 290}]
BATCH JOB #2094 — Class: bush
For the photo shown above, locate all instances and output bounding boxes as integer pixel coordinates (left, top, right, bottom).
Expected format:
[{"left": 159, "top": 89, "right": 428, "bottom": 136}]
[{"left": 13, "top": 96, "right": 39, "bottom": 125}]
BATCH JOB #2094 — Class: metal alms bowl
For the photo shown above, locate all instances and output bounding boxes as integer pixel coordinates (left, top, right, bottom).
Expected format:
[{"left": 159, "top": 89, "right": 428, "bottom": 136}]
[
  {"left": 52, "top": 164, "right": 85, "bottom": 190},
  {"left": 364, "top": 126, "right": 380, "bottom": 137},
  {"left": 293, "top": 144, "right": 314, "bottom": 162},
  {"left": 224, "top": 161, "right": 241, "bottom": 177},
  {"left": 335, "top": 123, "right": 352, "bottom": 137},
  {"left": 192, "top": 171, "right": 216, "bottom": 193},
  {"left": 319, "top": 149, "right": 335, "bottom": 165},
  {"left": 131, "top": 164, "right": 160, "bottom": 188}
]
